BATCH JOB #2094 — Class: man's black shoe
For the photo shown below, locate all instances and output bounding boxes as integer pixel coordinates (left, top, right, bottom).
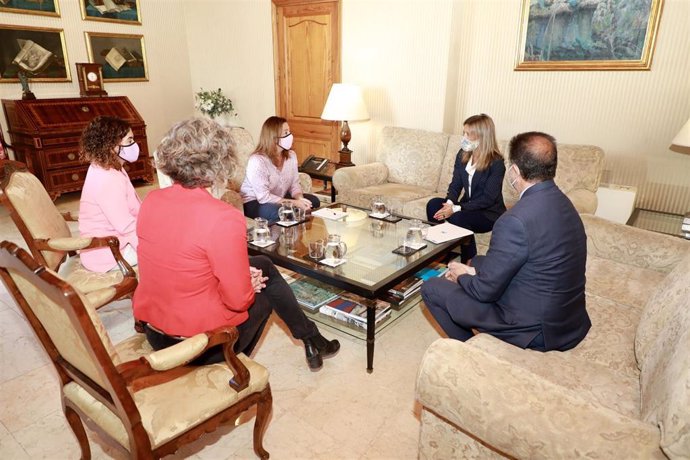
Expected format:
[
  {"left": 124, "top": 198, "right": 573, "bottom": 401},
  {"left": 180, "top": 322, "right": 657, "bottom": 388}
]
[{"left": 304, "top": 338, "right": 323, "bottom": 371}]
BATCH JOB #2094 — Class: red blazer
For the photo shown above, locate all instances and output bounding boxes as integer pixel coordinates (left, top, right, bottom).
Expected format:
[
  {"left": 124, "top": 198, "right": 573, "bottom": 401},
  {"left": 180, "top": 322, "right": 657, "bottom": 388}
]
[{"left": 133, "top": 184, "right": 255, "bottom": 337}]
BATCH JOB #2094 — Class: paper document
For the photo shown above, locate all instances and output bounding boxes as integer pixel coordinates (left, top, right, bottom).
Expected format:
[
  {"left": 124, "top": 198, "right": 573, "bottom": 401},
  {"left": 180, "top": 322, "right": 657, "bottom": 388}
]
[
  {"left": 424, "top": 222, "right": 473, "bottom": 244},
  {"left": 312, "top": 208, "right": 347, "bottom": 221}
]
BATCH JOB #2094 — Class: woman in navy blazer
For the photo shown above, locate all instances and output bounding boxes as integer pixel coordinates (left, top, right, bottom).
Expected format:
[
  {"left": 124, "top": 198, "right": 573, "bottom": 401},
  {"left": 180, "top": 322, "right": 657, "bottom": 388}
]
[{"left": 426, "top": 114, "right": 506, "bottom": 263}]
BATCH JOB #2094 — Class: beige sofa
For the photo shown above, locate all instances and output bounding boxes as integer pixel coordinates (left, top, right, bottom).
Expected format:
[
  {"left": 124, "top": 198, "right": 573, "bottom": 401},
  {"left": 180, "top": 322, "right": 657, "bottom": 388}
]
[
  {"left": 332, "top": 126, "right": 603, "bottom": 231},
  {"left": 154, "top": 126, "right": 312, "bottom": 211},
  {"left": 416, "top": 215, "right": 690, "bottom": 459}
]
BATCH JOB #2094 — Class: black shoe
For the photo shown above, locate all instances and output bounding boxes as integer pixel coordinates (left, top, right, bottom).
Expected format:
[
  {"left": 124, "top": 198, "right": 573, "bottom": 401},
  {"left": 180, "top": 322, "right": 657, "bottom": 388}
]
[
  {"left": 304, "top": 338, "right": 323, "bottom": 371},
  {"left": 312, "top": 333, "right": 340, "bottom": 359}
]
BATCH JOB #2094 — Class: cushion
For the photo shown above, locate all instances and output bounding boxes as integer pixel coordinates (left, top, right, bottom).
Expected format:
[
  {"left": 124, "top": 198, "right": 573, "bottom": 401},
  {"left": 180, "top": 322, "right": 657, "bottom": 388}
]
[
  {"left": 435, "top": 134, "right": 463, "bottom": 193},
  {"left": 58, "top": 255, "right": 127, "bottom": 294},
  {"left": 63, "top": 351, "right": 270, "bottom": 449},
  {"left": 339, "top": 182, "right": 433, "bottom": 212},
  {"left": 378, "top": 127, "right": 448, "bottom": 190},
  {"left": 585, "top": 256, "right": 666, "bottom": 310}
]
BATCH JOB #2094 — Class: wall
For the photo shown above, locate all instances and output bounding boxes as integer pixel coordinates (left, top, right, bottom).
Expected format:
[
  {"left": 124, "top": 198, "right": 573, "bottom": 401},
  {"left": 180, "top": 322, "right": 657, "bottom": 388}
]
[
  {"left": 0, "top": 0, "right": 194, "bottom": 156},
  {"left": 447, "top": 0, "right": 690, "bottom": 214},
  {"left": 183, "top": 0, "right": 277, "bottom": 143},
  {"left": 183, "top": 0, "right": 454, "bottom": 163}
]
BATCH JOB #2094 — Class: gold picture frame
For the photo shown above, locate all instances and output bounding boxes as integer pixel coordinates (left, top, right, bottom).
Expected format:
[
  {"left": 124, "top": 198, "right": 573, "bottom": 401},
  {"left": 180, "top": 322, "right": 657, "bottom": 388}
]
[
  {"left": 0, "top": 25, "right": 71, "bottom": 83},
  {"left": 85, "top": 32, "right": 148, "bottom": 82},
  {"left": 0, "top": 0, "right": 60, "bottom": 17},
  {"left": 515, "top": 0, "right": 664, "bottom": 71},
  {"left": 79, "top": 0, "right": 141, "bottom": 25}
]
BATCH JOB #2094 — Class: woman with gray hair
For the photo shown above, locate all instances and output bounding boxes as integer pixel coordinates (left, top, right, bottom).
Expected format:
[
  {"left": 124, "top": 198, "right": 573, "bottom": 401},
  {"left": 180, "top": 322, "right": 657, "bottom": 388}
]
[{"left": 133, "top": 118, "right": 339, "bottom": 371}]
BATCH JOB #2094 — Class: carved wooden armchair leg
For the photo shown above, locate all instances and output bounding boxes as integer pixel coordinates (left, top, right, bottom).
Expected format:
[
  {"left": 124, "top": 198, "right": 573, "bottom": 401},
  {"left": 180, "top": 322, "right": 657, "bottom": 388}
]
[
  {"left": 63, "top": 403, "right": 91, "bottom": 460},
  {"left": 254, "top": 385, "right": 273, "bottom": 460}
]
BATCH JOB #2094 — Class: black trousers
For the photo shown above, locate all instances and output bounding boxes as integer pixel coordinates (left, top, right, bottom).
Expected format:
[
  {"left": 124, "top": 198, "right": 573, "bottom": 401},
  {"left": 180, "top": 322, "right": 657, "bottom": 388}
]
[
  {"left": 145, "top": 255, "right": 319, "bottom": 365},
  {"left": 426, "top": 197, "right": 495, "bottom": 263}
]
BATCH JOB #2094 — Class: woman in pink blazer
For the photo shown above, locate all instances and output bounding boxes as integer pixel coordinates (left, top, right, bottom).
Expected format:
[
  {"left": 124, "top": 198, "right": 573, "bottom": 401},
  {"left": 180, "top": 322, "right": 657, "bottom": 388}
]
[{"left": 78, "top": 116, "right": 142, "bottom": 273}]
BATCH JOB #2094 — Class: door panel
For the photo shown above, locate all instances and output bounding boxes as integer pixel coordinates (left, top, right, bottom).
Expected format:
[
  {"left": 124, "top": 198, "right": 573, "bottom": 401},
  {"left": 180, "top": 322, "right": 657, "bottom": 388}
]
[{"left": 273, "top": 0, "right": 340, "bottom": 163}]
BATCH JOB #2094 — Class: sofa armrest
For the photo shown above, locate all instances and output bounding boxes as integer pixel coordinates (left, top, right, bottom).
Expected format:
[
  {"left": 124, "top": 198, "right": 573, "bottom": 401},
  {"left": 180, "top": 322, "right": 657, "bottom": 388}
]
[
  {"left": 566, "top": 188, "right": 597, "bottom": 214},
  {"left": 332, "top": 162, "right": 388, "bottom": 192},
  {"left": 416, "top": 337, "right": 662, "bottom": 459},
  {"left": 299, "top": 172, "right": 313, "bottom": 194},
  {"left": 581, "top": 214, "right": 690, "bottom": 273}
]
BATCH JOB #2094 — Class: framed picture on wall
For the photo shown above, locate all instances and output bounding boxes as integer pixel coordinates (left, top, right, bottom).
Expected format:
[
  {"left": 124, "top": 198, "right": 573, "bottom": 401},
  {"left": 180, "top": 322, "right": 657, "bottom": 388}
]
[
  {"left": 80, "top": 0, "right": 141, "bottom": 25},
  {"left": 515, "top": 0, "right": 664, "bottom": 70},
  {"left": 85, "top": 32, "right": 148, "bottom": 82},
  {"left": 0, "top": 0, "right": 60, "bottom": 17},
  {"left": 0, "top": 25, "right": 71, "bottom": 83}
]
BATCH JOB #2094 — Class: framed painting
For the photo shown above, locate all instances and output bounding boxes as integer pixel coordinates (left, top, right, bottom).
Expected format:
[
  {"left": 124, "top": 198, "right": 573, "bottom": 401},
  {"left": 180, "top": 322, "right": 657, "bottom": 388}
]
[
  {"left": 0, "top": 0, "right": 60, "bottom": 17},
  {"left": 80, "top": 0, "right": 141, "bottom": 25},
  {"left": 0, "top": 25, "right": 71, "bottom": 83},
  {"left": 85, "top": 32, "right": 148, "bottom": 82},
  {"left": 515, "top": 0, "right": 664, "bottom": 71}
]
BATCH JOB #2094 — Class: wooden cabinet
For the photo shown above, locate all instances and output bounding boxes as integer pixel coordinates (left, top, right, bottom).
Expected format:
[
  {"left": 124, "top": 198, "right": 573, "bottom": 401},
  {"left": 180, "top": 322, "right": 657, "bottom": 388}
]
[{"left": 1, "top": 96, "right": 154, "bottom": 200}]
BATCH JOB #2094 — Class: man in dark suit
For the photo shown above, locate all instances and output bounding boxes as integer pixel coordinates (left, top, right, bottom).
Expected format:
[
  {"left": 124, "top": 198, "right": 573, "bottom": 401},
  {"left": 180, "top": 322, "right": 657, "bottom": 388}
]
[{"left": 421, "top": 132, "right": 590, "bottom": 351}]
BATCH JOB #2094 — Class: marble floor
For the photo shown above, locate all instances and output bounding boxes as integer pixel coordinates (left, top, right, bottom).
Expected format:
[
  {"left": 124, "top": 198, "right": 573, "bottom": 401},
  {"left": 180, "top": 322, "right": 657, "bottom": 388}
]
[{"left": 0, "top": 184, "right": 445, "bottom": 459}]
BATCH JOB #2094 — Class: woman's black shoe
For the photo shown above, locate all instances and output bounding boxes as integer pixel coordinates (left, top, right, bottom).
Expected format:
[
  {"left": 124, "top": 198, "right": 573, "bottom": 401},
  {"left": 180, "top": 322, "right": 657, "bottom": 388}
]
[{"left": 303, "top": 334, "right": 340, "bottom": 371}]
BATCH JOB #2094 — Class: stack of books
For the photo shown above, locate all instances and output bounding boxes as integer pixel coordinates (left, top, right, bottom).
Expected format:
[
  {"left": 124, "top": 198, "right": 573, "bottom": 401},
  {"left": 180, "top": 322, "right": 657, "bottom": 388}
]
[
  {"left": 683, "top": 212, "right": 690, "bottom": 239},
  {"left": 289, "top": 277, "right": 341, "bottom": 311},
  {"left": 319, "top": 296, "right": 392, "bottom": 330},
  {"left": 385, "top": 262, "right": 449, "bottom": 308}
]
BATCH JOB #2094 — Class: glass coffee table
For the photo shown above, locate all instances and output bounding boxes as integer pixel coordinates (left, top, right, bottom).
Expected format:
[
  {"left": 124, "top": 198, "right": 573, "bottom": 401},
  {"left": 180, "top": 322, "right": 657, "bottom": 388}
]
[{"left": 247, "top": 203, "right": 467, "bottom": 372}]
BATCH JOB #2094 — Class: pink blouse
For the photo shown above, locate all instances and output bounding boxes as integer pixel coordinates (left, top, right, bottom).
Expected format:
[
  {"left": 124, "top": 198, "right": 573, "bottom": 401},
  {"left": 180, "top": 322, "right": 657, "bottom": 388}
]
[
  {"left": 240, "top": 151, "right": 303, "bottom": 204},
  {"left": 78, "top": 164, "right": 141, "bottom": 272}
]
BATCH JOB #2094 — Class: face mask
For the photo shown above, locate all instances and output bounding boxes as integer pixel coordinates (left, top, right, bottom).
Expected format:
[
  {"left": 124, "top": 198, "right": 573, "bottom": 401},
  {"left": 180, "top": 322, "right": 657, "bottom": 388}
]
[
  {"left": 508, "top": 165, "right": 519, "bottom": 191},
  {"left": 460, "top": 136, "right": 479, "bottom": 152},
  {"left": 277, "top": 133, "right": 293, "bottom": 151},
  {"left": 119, "top": 142, "right": 140, "bottom": 163}
]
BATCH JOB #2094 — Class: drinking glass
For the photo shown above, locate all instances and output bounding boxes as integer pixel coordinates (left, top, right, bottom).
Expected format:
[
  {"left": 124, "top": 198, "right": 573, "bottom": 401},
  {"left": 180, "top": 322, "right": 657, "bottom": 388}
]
[
  {"left": 309, "top": 239, "right": 325, "bottom": 259},
  {"left": 253, "top": 218, "right": 270, "bottom": 243}
]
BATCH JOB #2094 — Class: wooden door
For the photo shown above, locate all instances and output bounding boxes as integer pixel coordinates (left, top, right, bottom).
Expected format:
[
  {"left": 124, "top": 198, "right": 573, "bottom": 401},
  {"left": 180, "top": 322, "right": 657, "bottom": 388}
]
[{"left": 273, "top": 0, "right": 340, "bottom": 164}]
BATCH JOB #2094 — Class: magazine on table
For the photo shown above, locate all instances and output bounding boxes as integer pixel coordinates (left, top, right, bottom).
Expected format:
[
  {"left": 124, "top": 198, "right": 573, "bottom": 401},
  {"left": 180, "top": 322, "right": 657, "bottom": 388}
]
[
  {"left": 289, "top": 277, "right": 341, "bottom": 311},
  {"left": 319, "top": 296, "right": 392, "bottom": 329}
]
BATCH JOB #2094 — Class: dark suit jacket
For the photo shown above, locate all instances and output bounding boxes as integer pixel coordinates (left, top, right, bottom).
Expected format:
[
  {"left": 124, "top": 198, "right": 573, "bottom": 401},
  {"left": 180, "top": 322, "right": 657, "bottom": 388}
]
[
  {"left": 458, "top": 180, "right": 591, "bottom": 351},
  {"left": 446, "top": 154, "right": 506, "bottom": 221}
]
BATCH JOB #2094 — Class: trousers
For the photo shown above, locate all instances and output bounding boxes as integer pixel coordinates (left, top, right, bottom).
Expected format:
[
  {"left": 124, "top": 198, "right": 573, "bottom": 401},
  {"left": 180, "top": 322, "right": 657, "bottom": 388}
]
[
  {"left": 145, "top": 255, "right": 319, "bottom": 365},
  {"left": 426, "top": 197, "right": 495, "bottom": 262}
]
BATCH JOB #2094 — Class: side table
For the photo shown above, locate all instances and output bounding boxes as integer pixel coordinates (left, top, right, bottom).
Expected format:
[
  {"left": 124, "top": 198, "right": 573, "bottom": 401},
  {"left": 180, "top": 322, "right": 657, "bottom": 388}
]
[
  {"left": 299, "top": 161, "right": 338, "bottom": 202},
  {"left": 627, "top": 208, "right": 687, "bottom": 239}
]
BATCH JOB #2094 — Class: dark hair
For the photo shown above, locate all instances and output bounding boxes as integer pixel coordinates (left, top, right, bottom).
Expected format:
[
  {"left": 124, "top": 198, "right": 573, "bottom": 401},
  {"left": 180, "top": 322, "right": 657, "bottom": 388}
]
[
  {"left": 508, "top": 131, "right": 557, "bottom": 182},
  {"left": 79, "top": 116, "right": 131, "bottom": 170}
]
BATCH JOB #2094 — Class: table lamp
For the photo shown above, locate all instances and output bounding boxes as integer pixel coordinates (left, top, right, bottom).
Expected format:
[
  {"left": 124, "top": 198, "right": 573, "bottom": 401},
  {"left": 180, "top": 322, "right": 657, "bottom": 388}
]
[
  {"left": 671, "top": 117, "right": 690, "bottom": 238},
  {"left": 321, "top": 83, "right": 369, "bottom": 168}
]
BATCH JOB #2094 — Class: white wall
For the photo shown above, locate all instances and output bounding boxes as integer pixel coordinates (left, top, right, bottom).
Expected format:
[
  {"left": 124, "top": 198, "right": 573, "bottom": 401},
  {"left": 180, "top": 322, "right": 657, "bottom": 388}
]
[
  {"left": 448, "top": 0, "right": 690, "bottom": 214},
  {"left": 0, "top": 0, "right": 194, "bottom": 155},
  {"left": 182, "top": 0, "right": 276, "bottom": 143}
]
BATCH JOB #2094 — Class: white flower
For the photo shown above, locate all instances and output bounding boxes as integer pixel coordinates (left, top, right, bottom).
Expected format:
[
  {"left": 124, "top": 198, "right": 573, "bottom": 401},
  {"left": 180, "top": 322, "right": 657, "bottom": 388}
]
[{"left": 194, "top": 88, "right": 235, "bottom": 118}]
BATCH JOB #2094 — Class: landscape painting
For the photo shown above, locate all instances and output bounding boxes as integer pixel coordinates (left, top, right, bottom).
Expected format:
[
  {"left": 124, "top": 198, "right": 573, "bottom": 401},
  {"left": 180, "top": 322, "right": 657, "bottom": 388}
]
[
  {"left": 0, "top": 0, "right": 60, "bottom": 17},
  {"left": 85, "top": 32, "right": 148, "bottom": 82},
  {"left": 80, "top": 0, "right": 141, "bottom": 24},
  {"left": 516, "top": 0, "right": 664, "bottom": 70},
  {"left": 0, "top": 25, "right": 70, "bottom": 83}
]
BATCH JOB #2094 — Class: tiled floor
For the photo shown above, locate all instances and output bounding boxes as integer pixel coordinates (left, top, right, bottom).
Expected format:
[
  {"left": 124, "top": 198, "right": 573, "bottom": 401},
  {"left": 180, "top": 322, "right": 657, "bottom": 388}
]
[{"left": 0, "top": 184, "right": 444, "bottom": 459}]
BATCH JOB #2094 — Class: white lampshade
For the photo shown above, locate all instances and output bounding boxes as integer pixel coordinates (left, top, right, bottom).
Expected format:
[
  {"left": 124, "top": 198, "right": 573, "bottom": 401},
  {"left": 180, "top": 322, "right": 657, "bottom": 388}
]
[
  {"left": 321, "top": 83, "right": 369, "bottom": 122},
  {"left": 672, "top": 118, "right": 690, "bottom": 147}
]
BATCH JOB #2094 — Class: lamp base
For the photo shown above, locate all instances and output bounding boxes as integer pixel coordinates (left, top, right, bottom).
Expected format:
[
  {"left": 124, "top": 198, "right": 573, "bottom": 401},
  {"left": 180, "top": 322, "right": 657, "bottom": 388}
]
[{"left": 336, "top": 148, "right": 355, "bottom": 169}]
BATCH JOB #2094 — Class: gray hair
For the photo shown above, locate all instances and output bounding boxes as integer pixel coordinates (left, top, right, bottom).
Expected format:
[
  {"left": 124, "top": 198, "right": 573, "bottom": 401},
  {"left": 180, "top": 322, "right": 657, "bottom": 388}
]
[{"left": 155, "top": 117, "right": 237, "bottom": 189}]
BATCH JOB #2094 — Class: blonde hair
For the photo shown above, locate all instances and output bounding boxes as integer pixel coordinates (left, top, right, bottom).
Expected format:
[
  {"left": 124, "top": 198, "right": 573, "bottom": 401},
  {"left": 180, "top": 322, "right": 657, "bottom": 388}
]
[
  {"left": 461, "top": 114, "right": 502, "bottom": 171},
  {"left": 253, "top": 116, "right": 289, "bottom": 165},
  {"left": 155, "top": 117, "right": 236, "bottom": 189}
]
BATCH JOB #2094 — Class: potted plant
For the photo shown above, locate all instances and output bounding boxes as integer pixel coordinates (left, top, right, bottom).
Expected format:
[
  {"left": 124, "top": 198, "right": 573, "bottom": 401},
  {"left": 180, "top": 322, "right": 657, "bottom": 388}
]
[{"left": 194, "top": 88, "right": 238, "bottom": 126}]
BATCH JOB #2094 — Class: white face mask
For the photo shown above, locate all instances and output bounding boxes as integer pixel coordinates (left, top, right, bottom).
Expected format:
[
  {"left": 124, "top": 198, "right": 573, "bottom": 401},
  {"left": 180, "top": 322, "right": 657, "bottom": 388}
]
[
  {"left": 460, "top": 136, "right": 479, "bottom": 152},
  {"left": 277, "top": 133, "right": 293, "bottom": 151},
  {"left": 508, "top": 164, "right": 519, "bottom": 191}
]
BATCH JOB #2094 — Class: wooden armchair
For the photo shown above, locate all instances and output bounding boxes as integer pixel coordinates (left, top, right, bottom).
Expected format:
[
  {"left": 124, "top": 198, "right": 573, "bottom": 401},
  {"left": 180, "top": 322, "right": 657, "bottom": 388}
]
[
  {"left": 0, "top": 241, "right": 272, "bottom": 459},
  {"left": 0, "top": 160, "right": 136, "bottom": 306}
]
